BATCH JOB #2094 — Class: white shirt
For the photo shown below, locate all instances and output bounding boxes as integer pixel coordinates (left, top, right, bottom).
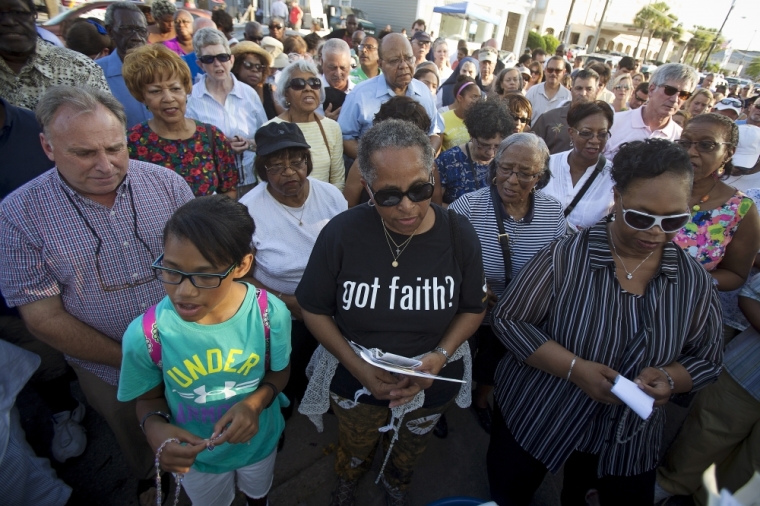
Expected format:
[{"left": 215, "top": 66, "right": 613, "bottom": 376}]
[
  {"left": 543, "top": 150, "right": 615, "bottom": 231},
  {"left": 186, "top": 74, "right": 267, "bottom": 186},
  {"left": 270, "top": 0, "right": 289, "bottom": 19},
  {"left": 525, "top": 82, "right": 572, "bottom": 127},
  {"left": 239, "top": 178, "right": 347, "bottom": 296},
  {"left": 603, "top": 106, "right": 682, "bottom": 159}
]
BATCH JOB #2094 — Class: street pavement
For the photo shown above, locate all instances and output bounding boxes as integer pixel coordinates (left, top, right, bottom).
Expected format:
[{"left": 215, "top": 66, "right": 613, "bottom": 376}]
[{"left": 17, "top": 380, "right": 692, "bottom": 505}]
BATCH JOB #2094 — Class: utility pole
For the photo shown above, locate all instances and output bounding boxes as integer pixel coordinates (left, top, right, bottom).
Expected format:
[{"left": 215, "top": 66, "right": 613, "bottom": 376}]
[
  {"left": 562, "top": 0, "right": 578, "bottom": 46},
  {"left": 701, "top": 0, "right": 736, "bottom": 70},
  {"left": 589, "top": 0, "right": 612, "bottom": 55}
]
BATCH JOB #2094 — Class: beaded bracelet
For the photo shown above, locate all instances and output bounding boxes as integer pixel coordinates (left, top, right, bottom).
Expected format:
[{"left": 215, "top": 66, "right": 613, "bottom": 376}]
[
  {"left": 658, "top": 366, "right": 675, "bottom": 391},
  {"left": 155, "top": 438, "right": 182, "bottom": 506}
]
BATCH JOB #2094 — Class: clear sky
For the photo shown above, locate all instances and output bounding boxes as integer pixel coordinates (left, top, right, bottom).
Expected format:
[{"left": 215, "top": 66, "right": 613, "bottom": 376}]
[{"left": 673, "top": 0, "right": 759, "bottom": 52}]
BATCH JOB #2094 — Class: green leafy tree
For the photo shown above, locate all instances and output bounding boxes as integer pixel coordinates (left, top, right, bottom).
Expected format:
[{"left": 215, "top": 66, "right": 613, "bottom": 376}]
[
  {"left": 747, "top": 57, "right": 760, "bottom": 81},
  {"left": 527, "top": 31, "right": 545, "bottom": 51},
  {"left": 543, "top": 34, "right": 560, "bottom": 54},
  {"left": 685, "top": 26, "right": 724, "bottom": 67},
  {"left": 633, "top": 2, "right": 673, "bottom": 58}
]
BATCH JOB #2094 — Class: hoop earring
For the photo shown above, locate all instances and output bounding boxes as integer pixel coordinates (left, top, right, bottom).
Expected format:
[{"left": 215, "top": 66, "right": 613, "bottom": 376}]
[
  {"left": 367, "top": 200, "right": 375, "bottom": 207},
  {"left": 530, "top": 187, "right": 536, "bottom": 194},
  {"left": 492, "top": 177, "right": 497, "bottom": 185}
]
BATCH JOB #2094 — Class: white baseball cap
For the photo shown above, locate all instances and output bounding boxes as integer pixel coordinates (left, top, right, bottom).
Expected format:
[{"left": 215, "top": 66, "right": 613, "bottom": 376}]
[
  {"left": 733, "top": 124, "right": 760, "bottom": 168},
  {"left": 713, "top": 97, "right": 742, "bottom": 117}
]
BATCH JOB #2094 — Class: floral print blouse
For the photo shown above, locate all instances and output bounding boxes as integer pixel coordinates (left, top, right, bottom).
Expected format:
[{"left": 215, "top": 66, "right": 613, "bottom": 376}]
[
  {"left": 127, "top": 121, "right": 238, "bottom": 197},
  {"left": 435, "top": 145, "right": 490, "bottom": 204},
  {"left": 673, "top": 191, "right": 754, "bottom": 271}
]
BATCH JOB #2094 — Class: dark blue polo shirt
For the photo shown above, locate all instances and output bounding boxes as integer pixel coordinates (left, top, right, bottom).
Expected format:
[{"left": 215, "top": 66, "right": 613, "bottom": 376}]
[{"left": 0, "top": 97, "right": 55, "bottom": 200}]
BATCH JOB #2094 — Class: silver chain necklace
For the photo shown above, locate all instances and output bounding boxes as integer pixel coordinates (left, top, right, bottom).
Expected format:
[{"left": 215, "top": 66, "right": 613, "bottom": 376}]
[
  {"left": 609, "top": 231, "right": 653, "bottom": 280},
  {"left": 269, "top": 190, "right": 306, "bottom": 226}
]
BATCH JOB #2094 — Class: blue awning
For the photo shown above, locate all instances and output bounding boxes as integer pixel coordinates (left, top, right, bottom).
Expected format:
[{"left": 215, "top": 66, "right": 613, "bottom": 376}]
[{"left": 433, "top": 2, "right": 500, "bottom": 26}]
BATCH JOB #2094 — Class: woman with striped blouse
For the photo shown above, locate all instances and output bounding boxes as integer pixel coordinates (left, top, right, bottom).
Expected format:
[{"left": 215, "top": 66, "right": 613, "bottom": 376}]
[
  {"left": 449, "top": 134, "right": 565, "bottom": 434},
  {"left": 487, "top": 139, "right": 723, "bottom": 505}
]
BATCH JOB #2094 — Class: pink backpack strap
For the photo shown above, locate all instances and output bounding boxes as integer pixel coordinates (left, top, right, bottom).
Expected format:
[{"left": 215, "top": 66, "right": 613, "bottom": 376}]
[
  {"left": 141, "top": 305, "right": 163, "bottom": 369},
  {"left": 257, "top": 289, "right": 271, "bottom": 371}
]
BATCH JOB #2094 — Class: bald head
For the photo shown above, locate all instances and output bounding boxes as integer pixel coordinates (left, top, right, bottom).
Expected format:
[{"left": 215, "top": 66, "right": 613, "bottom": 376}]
[
  {"left": 380, "top": 33, "right": 414, "bottom": 90},
  {"left": 483, "top": 39, "right": 498, "bottom": 50},
  {"left": 193, "top": 16, "right": 215, "bottom": 32},
  {"left": 379, "top": 32, "right": 411, "bottom": 60}
]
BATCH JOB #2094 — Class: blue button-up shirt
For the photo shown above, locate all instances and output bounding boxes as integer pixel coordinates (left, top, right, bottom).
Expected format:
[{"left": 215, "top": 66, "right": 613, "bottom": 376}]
[
  {"left": 337, "top": 75, "right": 443, "bottom": 140},
  {"left": 96, "top": 51, "right": 152, "bottom": 130}
]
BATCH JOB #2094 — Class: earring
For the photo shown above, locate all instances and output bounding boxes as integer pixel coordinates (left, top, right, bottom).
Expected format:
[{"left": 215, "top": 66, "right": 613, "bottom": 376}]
[
  {"left": 569, "top": 140, "right": 573, "bottom": 147},
  {"left": 716, "top": 165, "right": 725, "bottom": 177},
  {"left": 530, "top": 187, "right": 535, "bottom": 194},
  {"left": 367, "top": 199, "right": 375, "bottom": 207},
  {"left": 146, "top": 104, "right": 150, "bottom": 110},
  {"left": 492, "top": 177, "right": 497, "bottom": 185}
]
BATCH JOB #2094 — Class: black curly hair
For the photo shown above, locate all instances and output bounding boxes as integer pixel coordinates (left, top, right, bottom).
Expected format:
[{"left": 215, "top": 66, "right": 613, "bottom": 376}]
[
  {"left": 684, "top": 112, "right": 739, "bottom": 178},
  {"left": 464, "top": 99, "right": 515, "bottom": 140},
  {"left": 611, "top": 138, "right": 693, "bottom": 193}
]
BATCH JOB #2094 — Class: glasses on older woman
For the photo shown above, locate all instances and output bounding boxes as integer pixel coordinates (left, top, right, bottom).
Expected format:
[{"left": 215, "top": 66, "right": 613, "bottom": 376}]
[
  {"left": 265, "top": 157, "right": 308, "bottom": 175},
  {"left": 199, "top": 53, "right": 232, "bottom": 64},
  {"left": 495, "top": 163, "right": 542, "bottom": 183},
  {"left": 288, "top": 77, "right": 321, "bottom": 91}
]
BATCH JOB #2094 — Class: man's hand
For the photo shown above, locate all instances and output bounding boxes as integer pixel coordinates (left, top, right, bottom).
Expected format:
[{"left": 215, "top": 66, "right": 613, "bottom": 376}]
[
  {"left": 230, "top": 136, "right": 249, "bottom": 154},
  {"left": 634, "top": 367, "right": 672, "bottom": 407},
  {"left": 570, "top": 359, "right": 623, "bottom": 405},
  {"left": 324, "top": 103, "right": 341, "bottom": 121}
]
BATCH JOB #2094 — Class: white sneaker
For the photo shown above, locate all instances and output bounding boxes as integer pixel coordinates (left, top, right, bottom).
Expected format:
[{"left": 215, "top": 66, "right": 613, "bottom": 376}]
[{"left": 51, "top": 403, "right": 87, "bottom": 463}]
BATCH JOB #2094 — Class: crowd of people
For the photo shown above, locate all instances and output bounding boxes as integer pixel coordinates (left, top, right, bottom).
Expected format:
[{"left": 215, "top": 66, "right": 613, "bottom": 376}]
[{"left": 1, "top": 1, "right": 760, "bottom": 505}]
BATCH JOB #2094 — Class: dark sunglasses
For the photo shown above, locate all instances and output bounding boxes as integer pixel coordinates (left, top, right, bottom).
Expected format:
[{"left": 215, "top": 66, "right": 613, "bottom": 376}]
[
  {"left": 368, "top": 180, "right": 435, "bottom": 207},
  {"left": 620, "top": 198, "right": 690, "bottom": 233},
  {"left": 269, "top": 24, "right": 283, "bottom": 30},
  {"left": 530, "top": 70, "right": 540, "bottom": 75},
  {"left": 545, "top": 67, "right": 564, "bottom": 74},
  {"left": 658, "top": 84, "right": 692, "bottom": 101},
  {"left": 512, "top": 115, "right": 530, "bottom": 124},
  {"left": 674, "top": 139, "right": 733, "bottom": 153},
  {"left": 246, "top": 35, "right": 263, "bottom": 43},
  {"left": 242, "top": 61, "right": 266, "bottom": 72},
  {"left": 199, "top": 53, "right": 231, "bottom": 64},
  {"left": 287, "top": 77, "right": 321, "bottom": 91}
]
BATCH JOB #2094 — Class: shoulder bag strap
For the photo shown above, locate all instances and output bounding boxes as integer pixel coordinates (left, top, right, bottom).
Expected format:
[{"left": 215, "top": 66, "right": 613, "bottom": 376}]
[
  {"left": 490, "top": 185, "right": 513, "bottom": 282},
  {"left": 564, "top": 154, "right": 606, "bottom": 218},
  {"left": 447, "top": 208, "right": 464, "bottom": 270},
  {"left": 313, "top": 115, "right": 332, "bottom": 183},
  {"left": 141, "top": 305, "right": 163, "bottom": 369},
  {"left": 256, "top": 288, "right": 271, "bottom": 371},
  {"left": 465, "top": 143, "right": 481, "bottom": 190}
]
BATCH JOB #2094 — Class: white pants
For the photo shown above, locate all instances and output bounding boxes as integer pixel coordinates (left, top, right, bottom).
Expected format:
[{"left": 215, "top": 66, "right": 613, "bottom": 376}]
[{"left": 182, "top": 449, "right": 277, "bottom": 506}]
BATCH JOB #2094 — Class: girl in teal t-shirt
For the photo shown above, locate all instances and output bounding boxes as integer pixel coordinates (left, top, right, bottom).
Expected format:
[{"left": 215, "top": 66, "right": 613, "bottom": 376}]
[{"left": 118, "top": 195, "right": 292, "bottom": 506}]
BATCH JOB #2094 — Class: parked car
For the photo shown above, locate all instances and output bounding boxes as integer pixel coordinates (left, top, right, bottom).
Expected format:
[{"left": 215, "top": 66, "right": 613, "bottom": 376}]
[
  {"left": 325, "top": 5, "right": 375, "bottom": 36},
  {"left": 42, "top": 0, "right": 211, "bottom": 42},
  {"left": 566, "top": 44, "right": 586, "bottom": 59}
]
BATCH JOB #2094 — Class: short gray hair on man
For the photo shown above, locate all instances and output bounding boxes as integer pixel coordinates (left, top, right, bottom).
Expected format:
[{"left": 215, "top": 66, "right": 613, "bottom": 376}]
[
  {"left": 649, "top": 63, "right": 699, "bottom": 92},
  {"left": 192, "top": 27, "right": 230, "bottom": 56},
  {"left": 358, "top": 119, "right": 434, "bottom": 187},
  {"left": 270, "top": 16, "right": 285, "bottom": 26},
  {"left": 151, "top": 0, "right": 176, "bottom": 20},
  {"left": 321, "top": 38, "right": 351, "bottom": 60},
  {"left": 489, "top": 133, "right": 552, "bottom": 190},
  {"left": 275, "top": 60, "right": 326, "bottom": 109},
  {"left": 104, "top": 1, "right": 143, "bottom": 28},
  {"left": 36, "top": 86, "right": 127, "bottom": 136}
]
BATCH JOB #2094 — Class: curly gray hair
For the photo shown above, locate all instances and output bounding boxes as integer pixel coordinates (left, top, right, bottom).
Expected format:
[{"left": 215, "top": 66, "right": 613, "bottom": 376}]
[
  {"left": 488, "top": 133, "right": 552, "bottom": 190},
  {"left": 358, "top": 119, "right": 434, "bottom": 187},
  {"left": 192, "top": 27, "right": 230, "bottom": 57},
  {"left": 275, "top": 60, "right": 326, "bottom": 109},
  {"left": 151, "top": 0, "right": 176, "bottom": 20}
]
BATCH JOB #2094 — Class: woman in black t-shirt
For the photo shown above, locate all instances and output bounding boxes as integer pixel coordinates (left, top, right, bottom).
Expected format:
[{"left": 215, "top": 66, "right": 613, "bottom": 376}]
[{"left": 295, "top": 120, "right": 486, "bottom": 505}]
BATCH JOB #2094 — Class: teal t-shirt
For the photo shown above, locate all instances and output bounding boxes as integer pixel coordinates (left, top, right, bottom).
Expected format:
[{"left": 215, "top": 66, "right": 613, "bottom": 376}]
[{"left": 118, "top": 283, "right": 292, "bottom": 474}]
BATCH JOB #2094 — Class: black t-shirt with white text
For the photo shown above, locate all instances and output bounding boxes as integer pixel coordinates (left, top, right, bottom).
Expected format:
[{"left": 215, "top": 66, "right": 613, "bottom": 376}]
[{"left": 296, "top": 204, "right": 486, "bottom": 406}]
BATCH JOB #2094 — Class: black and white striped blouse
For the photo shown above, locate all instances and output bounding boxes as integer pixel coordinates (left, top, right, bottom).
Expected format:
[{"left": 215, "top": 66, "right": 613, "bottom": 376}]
[
  {"left": 449, "top": 187, "right": 566, "bottom": 324},
  {"left": 491, "top": 220, "right": 723, "bottom": 477}
]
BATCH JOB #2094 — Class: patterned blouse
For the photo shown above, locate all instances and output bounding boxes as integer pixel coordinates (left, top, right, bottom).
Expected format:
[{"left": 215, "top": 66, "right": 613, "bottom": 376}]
[
  {"left": 435, "top": 145, "right": 490, "bottom": 204},
  {"left": 673, "top": 191, "right": 754, "bottom": 271},
  {"left": 127, "top": 121, "right": 238, "bottom": 197}
]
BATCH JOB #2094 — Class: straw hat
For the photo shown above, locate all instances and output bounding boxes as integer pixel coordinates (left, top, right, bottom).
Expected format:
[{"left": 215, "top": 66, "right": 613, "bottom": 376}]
[{"left": 231, "top": 41, "right": 273, "bottom": 67}]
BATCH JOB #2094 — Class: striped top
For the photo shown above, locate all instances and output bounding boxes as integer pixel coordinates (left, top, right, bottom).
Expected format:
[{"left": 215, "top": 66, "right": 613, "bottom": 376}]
[
  {"left": 491, "top": 220, "right": 723, "bottom": 476},
  {"left": 449, "top": 187, "right": 566, "bottom": 324}
]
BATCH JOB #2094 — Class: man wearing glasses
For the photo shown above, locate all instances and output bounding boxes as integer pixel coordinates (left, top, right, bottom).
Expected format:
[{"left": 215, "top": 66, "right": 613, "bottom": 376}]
[
  {"left": 525, "top": 55, "right": 572, "bottom": 127},
  {"left": 605, "top": 63, "right": 697, "bottom": 158},
  {"left": 0, "top": 0, "right": 110, "bottom": 110},
  {"left": 627, "top": 81, "right": 649, "bottom": 110},
  {"left": 0, "top": 86, "right": 194, "bottom": 505},
  {"left": 737, "top": 97, "right": 760, "bottom": 127},
  {"left": 350, "top": 35, "right": 380, "bottom": 84},
  {"left": 98, "top": 2, "right": 152, "bottom": 130},
  {"left": 338, "top": 33, "right": 443, "bottom": 160}
]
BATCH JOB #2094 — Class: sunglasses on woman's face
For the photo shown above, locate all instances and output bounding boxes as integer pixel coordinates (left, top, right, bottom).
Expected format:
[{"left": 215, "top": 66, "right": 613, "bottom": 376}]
[
  {"left": 199, "top": 53, "right": 231, "bottom": 64},
  {"left": 658, "top": 84, "right": 692, "bottom": 101},
  {"left": 242, "top": 61, "right": 266, "bottom": 72},
  {"left": 620, "top": 197, "right": 690, "bottom": 233},
  {"left": 512, "top": 115, "right": 530, "bottom": 124},
  {"left": 288, "top": 77, "right": 321, "bottom": 91},
  {"left": 368, "top": 180, "right": 435, "bottom": 207},
  {"left": 674, "top": 139, "right": 732, "bottom": 153}
]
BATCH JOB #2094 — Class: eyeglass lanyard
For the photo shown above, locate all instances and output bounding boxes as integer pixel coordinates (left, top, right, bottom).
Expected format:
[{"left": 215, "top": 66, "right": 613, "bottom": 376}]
[{"left": 62, "top": 182, "right": 155, "bottom": 284}]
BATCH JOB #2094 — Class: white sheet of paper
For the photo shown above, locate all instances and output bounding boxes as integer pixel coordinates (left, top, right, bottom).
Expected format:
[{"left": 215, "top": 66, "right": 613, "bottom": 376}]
[
  {"left": 610, "top": 374, "right": 654, "bottom": 420},
  {"left": 353, "top": 343, "right": 465, "bottom": 384}
]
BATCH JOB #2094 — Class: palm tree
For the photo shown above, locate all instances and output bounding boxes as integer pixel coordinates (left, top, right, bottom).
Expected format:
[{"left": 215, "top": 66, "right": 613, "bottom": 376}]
[{"left": 633, "top": 2, "right": 672, "bottom": 59}]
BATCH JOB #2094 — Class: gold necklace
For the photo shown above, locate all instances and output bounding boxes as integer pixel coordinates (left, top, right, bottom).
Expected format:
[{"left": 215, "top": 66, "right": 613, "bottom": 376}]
[
  {"left": 269, "top": 190, "right": 306, "bottom": 225},
  {"left": 381, "top": 218, "right": 420, "bottom": 267}
]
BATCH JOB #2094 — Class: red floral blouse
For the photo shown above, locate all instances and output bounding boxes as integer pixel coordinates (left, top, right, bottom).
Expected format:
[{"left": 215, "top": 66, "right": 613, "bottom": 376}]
[{"left": 127, "top": 121, "right": 238, "bottom": 196}]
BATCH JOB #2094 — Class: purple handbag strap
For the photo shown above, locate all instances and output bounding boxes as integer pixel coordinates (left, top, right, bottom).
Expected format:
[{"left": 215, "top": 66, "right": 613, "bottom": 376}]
[{"left": 141, "top": 288, "right": 271, "bottom": 371}]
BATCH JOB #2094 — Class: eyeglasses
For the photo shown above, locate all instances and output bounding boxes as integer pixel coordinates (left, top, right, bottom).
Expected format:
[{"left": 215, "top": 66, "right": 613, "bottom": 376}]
[
  {"left": 545, "top": 67, "right": 564, "bottom": 74},
  {"left": 658, "top": 84, "right": 692, "bottom": 101},
  {"left": 576, "top": 130, "right": 611, "bottom": 141},
  {"left": 530, "top": 70, "right": 540, "bottom": 75},
  {"left": 414, "top": 40, "right": 431, "bottom": 46},
  {"left": 242, "top": 61, "right": 266, "bottom": 72},
  {"left": 358, "top": 44, "right": 376, "bottom": 52},
  {"left": 174, "top": 19, "right": 192, "bottom": 26},
  {"left": 473, "top": 138, "right": 500, "bottom": 153},
  {"left": 620, "top": 197, "right": 691, "bottom": 233},
  {"left": 367, "top": 180, "right": 435, "bottom": 207},
  {"left": 152, "top": 254, "right": 237, "bottom": 289},
  {"left": 0, "top": 10, "right": 34, "bottom": 22},
  {"left": 495, "top": 164, "right": 542, "bottom": 183},
  {"left": 115, "top": 25, "right": 148, "bottom": 36},
  {"left": 512, "top": 115, "right": 530, "bottom": 124},
  {"left": 614, "top": 85, "right": 631, "bottom": 91},
  {"left": 265, "top": 157, "right": 308, "bottom": 175},
  {"left": 632, "top": 93, "right": 648, "bottom": 103},
  {"left": 384, "top": 56, "right": 416, "bottom": 68},
  {"left": 199, "top": 53, "right": 232, "bottom": 64},
  {"left": 287, "top": 77, "right": 321, "bottom": 91},
  {"left": 269, "top": 24, "right": 283, "bottom": 30},
  {"left": 674, "top": 139, "right": 733, "bottom": 153}
]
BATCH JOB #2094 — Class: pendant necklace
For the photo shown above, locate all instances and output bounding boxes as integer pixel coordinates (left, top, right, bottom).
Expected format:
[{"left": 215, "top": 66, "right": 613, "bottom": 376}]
[
  {"left": 692, "top": 180, "right": 718, "bottom": 212},
  {"left": 269, "top": 190, "right": 306, "bottom": 225},
  {"left": 609, "top": 230, "right": 653, "bottom": 280},
  {"left": 381, "top": 218, "right": 420, "bottom": 267}
]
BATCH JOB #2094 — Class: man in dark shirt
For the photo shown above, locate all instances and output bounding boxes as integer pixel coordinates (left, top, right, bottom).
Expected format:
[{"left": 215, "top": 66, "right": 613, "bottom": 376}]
[
  {"left": 532, "top": 69, "right": 599, "bottom": 154},
  {"left": 325, "top": 13, "right": 358, "bottom": 45}
]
